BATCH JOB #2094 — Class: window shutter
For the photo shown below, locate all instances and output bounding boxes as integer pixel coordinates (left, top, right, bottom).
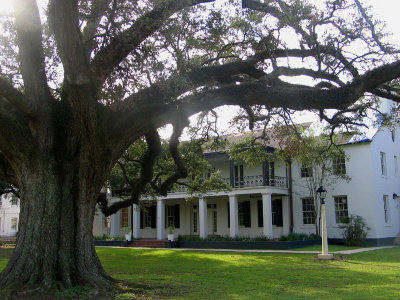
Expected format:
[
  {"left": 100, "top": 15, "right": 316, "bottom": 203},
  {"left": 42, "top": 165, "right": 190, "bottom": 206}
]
[
  {"left": 150, "top": 205, "right": 156, "bottom": 229},
  {"left": 140, "top": 210, "right": 144, "bottom": 229},
  {"left": 174, "top": 204, "right": 180, "bottom": 228},
  {"left": 275, "top": 199, "right": 283, "bottom": 227},
  {"left": 257, "top": 200, "right": 263, "bottom": 227},
  {"left": 165, "top": 206, "right": 167, "bottom": 228},
  {"left": 229, "top": 160, "right": 234, "bottom": 186},
  {"left": 244, "top": 201, "right": 251, "bottom": 228},
  {"left": 227, "top": 201, "right": 230, "bottom": 228}
]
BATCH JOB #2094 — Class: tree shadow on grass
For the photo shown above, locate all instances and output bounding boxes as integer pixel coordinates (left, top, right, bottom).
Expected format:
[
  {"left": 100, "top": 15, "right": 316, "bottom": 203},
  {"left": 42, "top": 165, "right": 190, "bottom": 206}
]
[{"left": 96, "top": 247, "right": 400, "bottom": 299}]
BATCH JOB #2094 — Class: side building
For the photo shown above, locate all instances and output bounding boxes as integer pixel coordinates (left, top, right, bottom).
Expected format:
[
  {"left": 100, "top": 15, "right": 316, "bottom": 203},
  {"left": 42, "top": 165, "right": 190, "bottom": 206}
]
[{"left": 0, "top": 193, "right": 20, "bottom": 237}]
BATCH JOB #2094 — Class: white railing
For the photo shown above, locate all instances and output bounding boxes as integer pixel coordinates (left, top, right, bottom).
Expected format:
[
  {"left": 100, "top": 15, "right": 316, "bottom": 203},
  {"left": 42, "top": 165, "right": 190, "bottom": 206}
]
[{"left": 170, "top": 175, "right": 287, "bottom": 193}]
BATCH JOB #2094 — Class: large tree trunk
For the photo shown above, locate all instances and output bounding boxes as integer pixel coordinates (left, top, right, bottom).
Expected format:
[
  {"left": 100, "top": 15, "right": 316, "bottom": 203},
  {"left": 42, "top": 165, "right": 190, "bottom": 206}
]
[{"left": 0, "top": 109, "right": 114, "bottom": 289}]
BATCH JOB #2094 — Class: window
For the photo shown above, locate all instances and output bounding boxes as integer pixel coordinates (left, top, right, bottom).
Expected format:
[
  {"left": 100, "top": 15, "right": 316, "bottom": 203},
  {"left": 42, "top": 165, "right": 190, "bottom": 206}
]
[
  {"left": 234, "top": 164, "right": 244, "bottom": 187},
  {"left": 204, "top": 165, "right": 215, "bottom": 179},
  {"left": 10, "top": 195, "right": 18, "bottom": 206},
  {"left": 143, "top": 210, "right": 152, "bottom": 228},
  {"left": 271, "top": 199, "right": 283, "bottom": 227},
  {"left": 120, "top": 207, "right": 128, "bottom": 228},
  {"left": 104, "top": 216, "right": 110, "bottom": 228},
  {"left": 238, "top": 201, "right": 251, "bottom": 227},
  {"left": 300, "top": 164, "right": 312, "bottom": 178},
  {"left": 383, "top": 195, "right": 390, "bottom": 224},
  {"left": 395, "top": 156, "right": 398, "bottom": 176},
  {"left": 166, "top": 204, "right": 180, "bottom": 228},
  {"left": 334, "top": 196, "right": 349, "bottom": 223},
  {"left": 302, "top": 198, "right": 315, "bottom": 225},
  {"left": 167, "top": 205, "right": 175, "bottom": 227},
  {"left": 11, "top": 218, "right": 18, "bottom": 231},
  {"left": 212, "top": 211, "right": 217, "bottom": 233},
  {"left": 380, "top": 152, "right": 387, "bottom": 176},
  {"left": 333, "top": 155, "right": 346, "bottom": 175}
]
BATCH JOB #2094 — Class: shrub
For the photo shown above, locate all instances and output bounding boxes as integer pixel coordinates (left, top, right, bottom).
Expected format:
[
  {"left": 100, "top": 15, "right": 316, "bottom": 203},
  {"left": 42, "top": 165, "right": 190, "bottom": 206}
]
[
  {"left": 177, "top": 235, "right": 272, "bottom": 242},
  {"left": 279, "top": 232, "right": 320, "bottom": 241},
  {"left": 337, "top": 215, "right": 369, "bottom": 246}
]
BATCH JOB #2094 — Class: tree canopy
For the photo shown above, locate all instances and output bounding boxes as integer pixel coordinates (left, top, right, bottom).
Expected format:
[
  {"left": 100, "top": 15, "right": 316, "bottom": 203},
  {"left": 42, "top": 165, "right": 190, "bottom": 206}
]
[{"left": 1, "top": 0, "right": 400, "bottom": 293}]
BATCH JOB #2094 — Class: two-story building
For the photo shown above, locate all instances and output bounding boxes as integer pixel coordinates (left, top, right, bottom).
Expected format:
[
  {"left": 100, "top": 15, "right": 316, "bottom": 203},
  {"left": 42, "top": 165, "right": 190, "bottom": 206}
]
[{"left": 94, "top": 110, "right": 400, "bottom": 246}]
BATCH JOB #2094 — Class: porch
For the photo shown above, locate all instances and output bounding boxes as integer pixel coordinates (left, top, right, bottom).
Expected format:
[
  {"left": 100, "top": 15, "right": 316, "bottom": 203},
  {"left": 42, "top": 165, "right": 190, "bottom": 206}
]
[{"left": 110, "top": 188, "right": 290, "bottom": 241}]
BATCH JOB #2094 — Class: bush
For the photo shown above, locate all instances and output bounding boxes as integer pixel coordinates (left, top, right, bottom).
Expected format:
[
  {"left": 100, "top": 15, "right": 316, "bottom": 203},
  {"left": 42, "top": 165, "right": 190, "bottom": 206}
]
[
  {"left": 279, "top": 232, "right": 320, "bottom": 241},
  {"left": 177, "top": 235, "right": 272, "bottom": 242},
  {"left": 337, "top": 215, "right": 369, "bottom": 246}
]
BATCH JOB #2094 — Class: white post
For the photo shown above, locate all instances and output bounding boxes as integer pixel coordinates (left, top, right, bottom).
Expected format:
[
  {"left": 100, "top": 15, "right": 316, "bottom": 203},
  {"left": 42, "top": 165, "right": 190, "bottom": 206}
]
[
  {"left": 111, "top": 211, "right": 120, "bottom": 237},
  {"left": 318, "top": 200, "right": 333, "bottom": 260},
  {"left": 229, "top": 195, "right": 238, "bottom": 237},
  {"left": 262, "top": 193, "right": 273, "bottom": 239},
  {"left": 132, "top": 204, "right": 140, "bottom": 239},
  {"left": 199, "top": 197, "right": 208, "bottom": 239},
  {"left": 157, "top": 199, "right": 165, "bottom": 240}
]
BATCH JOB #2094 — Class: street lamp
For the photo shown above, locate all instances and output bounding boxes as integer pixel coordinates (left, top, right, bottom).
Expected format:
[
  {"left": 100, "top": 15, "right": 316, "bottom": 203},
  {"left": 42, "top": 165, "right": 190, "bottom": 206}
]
[{"left": 316, "top": 186, "right": 333, "bottom": 260}]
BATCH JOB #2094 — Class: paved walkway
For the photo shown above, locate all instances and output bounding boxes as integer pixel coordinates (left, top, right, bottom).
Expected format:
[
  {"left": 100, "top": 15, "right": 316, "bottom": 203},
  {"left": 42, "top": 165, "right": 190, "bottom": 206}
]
[{"left": 120, "top": 245, "right": 396, "bottom": 254}]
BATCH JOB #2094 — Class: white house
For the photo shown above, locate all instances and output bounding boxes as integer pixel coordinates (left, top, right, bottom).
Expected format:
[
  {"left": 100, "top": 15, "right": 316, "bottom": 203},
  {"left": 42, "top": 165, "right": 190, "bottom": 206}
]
[
  {"left": 95, "top": 109, "right": 400, "bottom": 246},
  {"left": 0, "top": 193, "right": 20, "bottom": 237}
]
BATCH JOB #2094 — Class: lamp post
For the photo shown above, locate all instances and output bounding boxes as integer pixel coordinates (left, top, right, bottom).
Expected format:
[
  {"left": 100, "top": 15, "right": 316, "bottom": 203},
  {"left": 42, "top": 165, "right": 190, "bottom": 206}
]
[{"left": 316, "top": 186, "right": 333, "bottom": 260}]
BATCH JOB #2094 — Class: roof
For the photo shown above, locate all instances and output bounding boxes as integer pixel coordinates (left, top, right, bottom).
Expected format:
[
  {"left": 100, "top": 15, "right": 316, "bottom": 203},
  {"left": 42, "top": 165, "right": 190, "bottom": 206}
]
[{"left": 202, "top": 121, "right": 375, "bottom": 154}]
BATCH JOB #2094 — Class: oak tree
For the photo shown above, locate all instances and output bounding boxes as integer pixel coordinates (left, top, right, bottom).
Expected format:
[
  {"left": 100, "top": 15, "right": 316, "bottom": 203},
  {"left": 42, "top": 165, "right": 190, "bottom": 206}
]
[{"left": 1, "top": 0, "right": 400, "bottom": 293}]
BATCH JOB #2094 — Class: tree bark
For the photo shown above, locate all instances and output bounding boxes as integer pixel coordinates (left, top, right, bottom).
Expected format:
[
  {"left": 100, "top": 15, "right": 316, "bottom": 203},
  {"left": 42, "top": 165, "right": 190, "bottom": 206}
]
[
  {"left": 0, "top": 97, "right": 116, "bottom": 290},
  {"left": 0, "top": 155, "right": 113, "bottom": 290}
]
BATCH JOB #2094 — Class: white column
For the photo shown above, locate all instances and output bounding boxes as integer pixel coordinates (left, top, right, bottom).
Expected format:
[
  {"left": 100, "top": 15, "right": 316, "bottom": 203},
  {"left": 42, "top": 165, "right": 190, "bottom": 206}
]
[
  {"left": 199, "top": 197, "right": 208, "bottom": 238},
  {"left": 157, "top": 199, "right": 165, "bottom": 240},
  {"left": 262, "top": 193, "right": 273, "bottom": 239},
  {"left": 111, "top": 211, "right": 120, "bottom": 237},
  {"left": 229, "top": 195, "right": 238, "bottom": 237},
  {"left": 132, "top": 204, "right": 140, "bottom": 239},
  {"left": 318, "top": 201, "right": 333, "bottom": 260},
  {"left": 282, "top": 196, "right": 290, "bottom": 235}
]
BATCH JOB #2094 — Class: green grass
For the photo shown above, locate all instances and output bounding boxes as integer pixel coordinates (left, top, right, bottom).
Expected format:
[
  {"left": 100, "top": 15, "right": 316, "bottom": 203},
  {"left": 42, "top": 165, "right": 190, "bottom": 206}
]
[
  {"left": 0, "top": 246, "right": 399, "bottom": 299},
  {"left": 97, "top": 246, "right": 400, "bottom": 299}
]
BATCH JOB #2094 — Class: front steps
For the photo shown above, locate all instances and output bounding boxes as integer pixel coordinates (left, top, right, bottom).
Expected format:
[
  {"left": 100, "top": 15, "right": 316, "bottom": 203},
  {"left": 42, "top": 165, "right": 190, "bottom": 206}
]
[{"left": 129, "top": 239, "right": 169, "bottom": 248}]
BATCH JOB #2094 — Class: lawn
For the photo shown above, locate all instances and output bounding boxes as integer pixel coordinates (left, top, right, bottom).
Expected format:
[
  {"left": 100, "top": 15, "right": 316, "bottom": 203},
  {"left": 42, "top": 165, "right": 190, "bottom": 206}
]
[{"left": 0, "top": 246, "right": 399, "bottom": 299}]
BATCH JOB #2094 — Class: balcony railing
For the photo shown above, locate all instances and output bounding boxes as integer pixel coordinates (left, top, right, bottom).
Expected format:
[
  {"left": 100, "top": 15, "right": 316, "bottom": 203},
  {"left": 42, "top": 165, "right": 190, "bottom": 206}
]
[{"left": 170, "top": 175, "right": 287, "bottom": 193}]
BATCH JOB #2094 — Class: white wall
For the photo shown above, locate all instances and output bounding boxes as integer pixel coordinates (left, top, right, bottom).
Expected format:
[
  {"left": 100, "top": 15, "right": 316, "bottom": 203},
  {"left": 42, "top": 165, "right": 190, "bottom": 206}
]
[
  {"left": 371, "top": 126, "right": 400, "bottom": 239},
  {"left": 291, "top": 142, "right": 377, "bottom": 238},
  {"left": 0, "top": 194, "right": 20, "bottom": 237}
]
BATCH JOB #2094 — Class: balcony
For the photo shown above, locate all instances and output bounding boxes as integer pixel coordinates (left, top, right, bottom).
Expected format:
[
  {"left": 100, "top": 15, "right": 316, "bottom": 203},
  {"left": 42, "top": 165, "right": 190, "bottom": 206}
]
[{"left": 170, "top": 175, "right": 287, "bottom": 193}]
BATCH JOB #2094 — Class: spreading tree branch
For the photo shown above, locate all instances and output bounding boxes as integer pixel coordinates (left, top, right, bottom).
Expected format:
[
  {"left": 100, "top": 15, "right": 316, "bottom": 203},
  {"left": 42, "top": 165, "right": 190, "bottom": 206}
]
[
  {"left": 99, "top": 129, "right": 162, "bottom": 216},
  {"left": 13, "top": 0, "right": 52, "bottom": 115},
  {"left": 0, "top": 78, "right": 34, "bottom": 117},
  {"left": 49, "top": 0, "right": 92, "bottom": 86},
  {"left": 91, "top": 0, "right": 215, "bottom": 86},
  {"left": 151, "top": 118, "right": 189, "bottom": 195},
  {"left": 353, "top": 0, "right": 392, "bottom": 53},
  {"left": 82, "top": 0, "right": 111, "bottom": 56},
  {"left": 0, "top": 152, "right": 18, "bottom": 187}
]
